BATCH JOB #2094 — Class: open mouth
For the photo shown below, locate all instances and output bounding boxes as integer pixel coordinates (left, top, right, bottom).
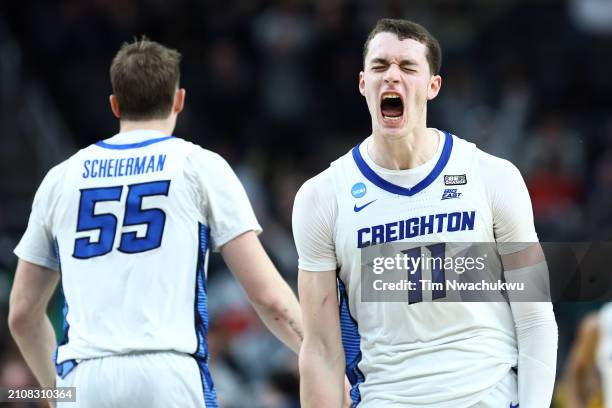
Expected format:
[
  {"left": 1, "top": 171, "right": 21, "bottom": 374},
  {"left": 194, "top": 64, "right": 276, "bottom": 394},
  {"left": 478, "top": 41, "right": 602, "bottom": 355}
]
[{"left": 380, "top": 92, "right": 404, "bottom": 122}]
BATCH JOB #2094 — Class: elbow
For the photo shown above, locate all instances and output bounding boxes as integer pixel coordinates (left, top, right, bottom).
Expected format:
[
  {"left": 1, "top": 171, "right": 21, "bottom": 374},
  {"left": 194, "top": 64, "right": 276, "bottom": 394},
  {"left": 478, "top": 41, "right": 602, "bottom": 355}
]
[
  {"left": 8, "top": 305, "right": 30, "bottom": 337},
  {"left": 251, "top": 290, "right": 287, "bottom": 318},
  {"left": 300, "top": 337, "right": 345, "bottom": 374},
  {"left": 8, "top": 298, "right": 37, "bottom": 337},
  {"left": 246, "top": 277, "right": 294, "bottom": 315}
]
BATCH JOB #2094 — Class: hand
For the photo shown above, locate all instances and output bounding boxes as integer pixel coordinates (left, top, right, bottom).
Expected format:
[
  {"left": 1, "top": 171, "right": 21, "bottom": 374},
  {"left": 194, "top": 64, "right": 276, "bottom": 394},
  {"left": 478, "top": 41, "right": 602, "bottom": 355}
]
[{"left": 343, "top": 376, "right": 353, "bottom": 408}]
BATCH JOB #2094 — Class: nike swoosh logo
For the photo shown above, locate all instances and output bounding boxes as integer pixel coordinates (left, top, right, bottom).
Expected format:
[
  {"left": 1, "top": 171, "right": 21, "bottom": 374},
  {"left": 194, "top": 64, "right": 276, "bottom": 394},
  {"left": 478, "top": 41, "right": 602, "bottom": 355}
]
[{"left": 354, "top": 199, "right": 377, "bottom": 212}]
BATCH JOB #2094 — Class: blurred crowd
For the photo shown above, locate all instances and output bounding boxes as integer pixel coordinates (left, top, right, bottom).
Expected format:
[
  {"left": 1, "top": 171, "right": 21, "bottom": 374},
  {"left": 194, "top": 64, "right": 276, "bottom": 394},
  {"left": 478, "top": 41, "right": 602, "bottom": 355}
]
[{"left": 1, "top": 0, "right": 611, "bottom": 407}]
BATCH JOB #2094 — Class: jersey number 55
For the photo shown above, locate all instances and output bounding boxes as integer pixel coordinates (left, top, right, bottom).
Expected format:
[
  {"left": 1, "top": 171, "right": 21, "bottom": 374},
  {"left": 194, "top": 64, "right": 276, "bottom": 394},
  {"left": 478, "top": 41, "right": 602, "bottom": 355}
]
[{"left": 72, "top": 180, "right": 170, "bottom": 259}]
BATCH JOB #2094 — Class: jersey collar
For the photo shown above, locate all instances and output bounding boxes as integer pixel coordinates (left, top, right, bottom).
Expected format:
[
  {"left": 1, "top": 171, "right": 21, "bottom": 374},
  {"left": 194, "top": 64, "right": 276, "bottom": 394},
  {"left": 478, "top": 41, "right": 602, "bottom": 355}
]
[
  {"left": 96, "top": 130, "right": 174, "bottom": 150},
  {"left": 351, "top": 131, "right": 453, "bottom": 196}
]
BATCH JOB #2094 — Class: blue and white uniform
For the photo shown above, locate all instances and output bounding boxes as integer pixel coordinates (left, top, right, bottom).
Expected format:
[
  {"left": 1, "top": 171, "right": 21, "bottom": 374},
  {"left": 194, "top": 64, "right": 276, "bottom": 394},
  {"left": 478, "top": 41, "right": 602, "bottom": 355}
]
[
  {"left": 293, "top": 129, "right": 537, "bottom": 407},
  {"left": 15, "top": 129, "right": 261, "bottom": 407}
]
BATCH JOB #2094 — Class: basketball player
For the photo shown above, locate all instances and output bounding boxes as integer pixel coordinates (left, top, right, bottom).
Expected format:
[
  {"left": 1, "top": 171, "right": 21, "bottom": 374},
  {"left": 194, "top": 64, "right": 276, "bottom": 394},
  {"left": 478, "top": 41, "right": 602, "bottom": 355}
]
[
  {"left": 8, "top": 38, "right": 303, "bottom": 407},
  {"left": 294, "top": 19, "right": 558, "bottom": 407},
  {"left": 565, "top": 304, "right": 612, "bottom": 408}
]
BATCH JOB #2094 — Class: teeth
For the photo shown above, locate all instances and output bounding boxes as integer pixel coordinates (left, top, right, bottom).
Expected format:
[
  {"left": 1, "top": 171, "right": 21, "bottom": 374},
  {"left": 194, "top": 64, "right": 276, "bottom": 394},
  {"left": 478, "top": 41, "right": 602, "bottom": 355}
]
[
  {"left": 382, "top": 94, "right": 401, "bottom": 100},
  {"left": 383, "top": 115, "right": 402, "bottom": 121}
]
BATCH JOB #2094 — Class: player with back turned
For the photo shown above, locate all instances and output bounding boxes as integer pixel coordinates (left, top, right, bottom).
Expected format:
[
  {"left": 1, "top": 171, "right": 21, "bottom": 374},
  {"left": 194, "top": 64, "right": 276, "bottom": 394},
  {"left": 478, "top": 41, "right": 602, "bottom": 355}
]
[
  {"left": 294, "top": 19, "right": 558, "bottom": 407},
  {"left": 9, "top": 38, "right": 303, "bottom": 407}
]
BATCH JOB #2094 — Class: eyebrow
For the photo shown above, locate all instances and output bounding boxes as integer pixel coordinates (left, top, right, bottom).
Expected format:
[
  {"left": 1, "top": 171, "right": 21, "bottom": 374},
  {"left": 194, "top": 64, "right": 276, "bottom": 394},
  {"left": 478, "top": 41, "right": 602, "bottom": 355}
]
[{"left": 370, "top": 58, "right": 419, "bottom": 66}]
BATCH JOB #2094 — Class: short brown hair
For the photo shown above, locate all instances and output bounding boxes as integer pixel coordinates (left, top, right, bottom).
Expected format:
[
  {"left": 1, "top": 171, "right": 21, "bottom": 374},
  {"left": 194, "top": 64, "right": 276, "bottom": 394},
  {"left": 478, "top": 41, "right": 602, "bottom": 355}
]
[
  {"left": 110, "top": 37, "right": 182, "bottom": 121},
  {"left": 363, "top": 19, "right": 442, "bottom": 76}
]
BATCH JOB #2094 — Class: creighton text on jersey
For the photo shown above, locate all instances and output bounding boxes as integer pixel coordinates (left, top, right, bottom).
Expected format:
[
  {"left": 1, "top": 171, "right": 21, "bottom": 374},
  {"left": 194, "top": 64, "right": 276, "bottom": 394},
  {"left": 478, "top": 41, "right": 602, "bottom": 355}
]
[{"left": 357, "top": 210, "right": 476, "bottom": 248}]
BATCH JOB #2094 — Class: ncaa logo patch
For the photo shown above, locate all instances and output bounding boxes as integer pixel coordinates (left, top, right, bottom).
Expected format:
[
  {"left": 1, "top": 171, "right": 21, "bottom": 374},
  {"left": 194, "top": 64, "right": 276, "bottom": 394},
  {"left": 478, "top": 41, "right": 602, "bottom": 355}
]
[
  {"left": 442, "top": 188, "right": 461, "bottom": 200},
  {"left": 351, "top": 182, "right": 367, "bottom": 198}
]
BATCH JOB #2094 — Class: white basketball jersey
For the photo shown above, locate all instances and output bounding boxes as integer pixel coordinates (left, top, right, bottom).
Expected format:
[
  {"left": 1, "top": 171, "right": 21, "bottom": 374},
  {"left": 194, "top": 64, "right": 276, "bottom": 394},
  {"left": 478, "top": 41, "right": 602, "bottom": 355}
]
[
  {"left": 15, "top": 130, "right": 260, "bottom": 406},
  {"left": 330, "top": 132, "right": 519, "bottom": 407},
  {"left": 598, "top": 304, "right": 612, "bottom": 408}
]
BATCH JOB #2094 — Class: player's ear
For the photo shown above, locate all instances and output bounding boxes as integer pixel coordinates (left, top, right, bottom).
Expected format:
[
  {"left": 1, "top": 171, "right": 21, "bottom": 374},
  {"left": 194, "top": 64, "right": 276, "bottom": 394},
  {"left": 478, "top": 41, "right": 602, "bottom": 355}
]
[
  {"left": 427, "top": 75, "right": 442, "bottom": 101},
  {"left": 109, "top": 95, "right": 121, "bottom": 118},
  {"left": 174, "top": 88, "right": 186, "bottom": 113},
  {"left": 359, "top": 71, "right": 366, "bottom": 97}
]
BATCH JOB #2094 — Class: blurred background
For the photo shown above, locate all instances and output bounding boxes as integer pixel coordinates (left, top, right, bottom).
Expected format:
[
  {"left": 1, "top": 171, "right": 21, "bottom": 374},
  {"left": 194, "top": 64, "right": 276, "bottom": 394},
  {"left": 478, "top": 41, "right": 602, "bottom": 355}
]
[{"left": 1, "top": 0, "right": 611, "bottom": 407}]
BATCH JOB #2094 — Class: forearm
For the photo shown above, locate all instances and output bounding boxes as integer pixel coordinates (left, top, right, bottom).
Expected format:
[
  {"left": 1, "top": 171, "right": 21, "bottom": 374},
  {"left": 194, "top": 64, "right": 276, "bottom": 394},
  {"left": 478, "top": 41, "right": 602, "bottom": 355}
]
[
  {"left": 10, "top": 314, "right": 57, "bottom": 388},
  {"left": 300, "top": 342, "right": 345, "bottom": 408},
  {"left": 501, "top": 251, "right": 557, "bottom": 406},
  {"left": 564, "top": 356, "right": 590, "bottom": 408},
  {"left": 221, "top": 231, "right": 304, "bottom": 352},
  {"left": 565, "top": 376, "right": 587, "bottom": 408},
  {"left": 564, "top": 313, "right": 600, "bottom": 408},
  {"left": 251, "top": 282, "right": 303, "bottom": 353},
  {"left": 510, "top": 301, "right": 558, "bottom": 407}
]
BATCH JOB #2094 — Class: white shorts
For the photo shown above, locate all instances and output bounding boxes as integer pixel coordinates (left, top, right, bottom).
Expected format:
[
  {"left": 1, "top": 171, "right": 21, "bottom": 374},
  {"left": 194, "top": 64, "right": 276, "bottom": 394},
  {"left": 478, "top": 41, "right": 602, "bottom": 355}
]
[
  {"left": 56, "top": 351, "right": 214, "bottom": 408},
  {"left": 471, "top": 370, "right": 519, "bottom": 408}
]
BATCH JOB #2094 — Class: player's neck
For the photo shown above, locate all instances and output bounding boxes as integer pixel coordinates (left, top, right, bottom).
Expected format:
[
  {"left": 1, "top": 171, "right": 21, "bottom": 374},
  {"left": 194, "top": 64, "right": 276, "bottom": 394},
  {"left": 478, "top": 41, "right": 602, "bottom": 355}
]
[
  {"left": 368, "top": 127, "right": 439, "bottom": 170},
  {"left": 119, "top": 118, "right": 176, "bottom": 136}
]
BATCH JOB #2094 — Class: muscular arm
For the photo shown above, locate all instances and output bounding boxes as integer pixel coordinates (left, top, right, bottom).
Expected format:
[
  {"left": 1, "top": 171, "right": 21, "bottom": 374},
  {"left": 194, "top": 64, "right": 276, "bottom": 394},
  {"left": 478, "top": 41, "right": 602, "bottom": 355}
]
[
  {"left": 564, "top": 313, "right": 600, "bottom": 408},
  {"left": 8, "top": 259, "right": 60, "bottom": 388},
  {"left": 291, "top": 170, "right": 350, "bottom": 406},
  {"left": 298, "top": 269, "right": 345, "bottom": 408},
  {"left": 221, "top": 231, "right": 303, "bottom": 353}
]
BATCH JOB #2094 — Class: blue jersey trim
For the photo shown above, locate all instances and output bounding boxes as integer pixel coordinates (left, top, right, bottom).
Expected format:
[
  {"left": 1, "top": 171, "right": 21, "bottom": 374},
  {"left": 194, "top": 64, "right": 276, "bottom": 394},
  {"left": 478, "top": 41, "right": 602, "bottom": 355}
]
[
  {"left": 338, "top": 274, "right": 364, "bottom": 406},
  {"left": 192, "top": 223, "right": 218, "bottom": 407},
  {"left": 351, "top": 131, "right": 454, "bottom": 196},
  {"left": 95, "top": 136, "right": 174, "bottom": 150},
  {"left": 52, "top": 238, "right": 78, "bottom": 379}
]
